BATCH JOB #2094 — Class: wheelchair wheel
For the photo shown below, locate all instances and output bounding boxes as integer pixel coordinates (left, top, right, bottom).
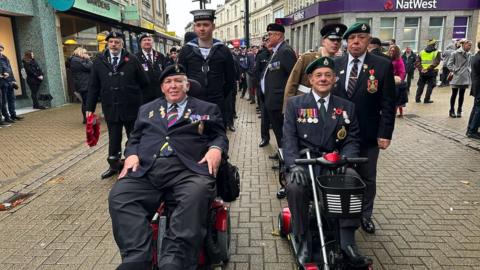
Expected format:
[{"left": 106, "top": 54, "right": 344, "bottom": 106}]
[{"left": 217, "top": 208, "right": 231, "bottom": 262}]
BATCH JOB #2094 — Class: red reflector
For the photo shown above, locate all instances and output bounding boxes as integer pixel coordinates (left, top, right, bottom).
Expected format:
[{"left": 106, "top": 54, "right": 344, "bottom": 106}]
[{"left": 303, "top": 263, "right": 318, "bottom": 270}]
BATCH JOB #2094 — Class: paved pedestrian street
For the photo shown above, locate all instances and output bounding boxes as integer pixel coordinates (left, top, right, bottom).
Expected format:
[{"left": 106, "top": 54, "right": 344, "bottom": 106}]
[{"left": 0, "top": 88, "right": 479, "bottom": 270}]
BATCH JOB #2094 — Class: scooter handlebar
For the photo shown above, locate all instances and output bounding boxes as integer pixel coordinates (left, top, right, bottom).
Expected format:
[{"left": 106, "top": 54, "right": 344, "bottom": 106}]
[{"left": 294, "top": 157, "right": 368, "bottom": 166}]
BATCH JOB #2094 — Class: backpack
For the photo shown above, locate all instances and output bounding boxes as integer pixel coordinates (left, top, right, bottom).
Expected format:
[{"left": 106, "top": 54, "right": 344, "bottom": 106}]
[{"left": 216, "top": 160, "right": 240, "bottom": 202}]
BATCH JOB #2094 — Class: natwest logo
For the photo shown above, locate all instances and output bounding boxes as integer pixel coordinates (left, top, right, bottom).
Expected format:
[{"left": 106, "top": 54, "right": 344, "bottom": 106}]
[
  {"left": 293, "top": 11, "right": 305, "bottom": 21},
  {"left": 395, "top": 0, "right": 438, "bottom": 9}
]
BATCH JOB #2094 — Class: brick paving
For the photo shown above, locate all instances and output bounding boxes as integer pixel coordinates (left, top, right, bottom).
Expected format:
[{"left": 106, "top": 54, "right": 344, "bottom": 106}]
[{"left": 0, "top": 90, "right": 479, "bottom": 269}]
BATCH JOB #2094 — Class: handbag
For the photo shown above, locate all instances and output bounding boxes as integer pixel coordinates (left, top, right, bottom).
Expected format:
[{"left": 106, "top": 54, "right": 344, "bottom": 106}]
[
  {"left": 216, "top": 159, "right": 240, "bottom": 202},
  {"left": 447, "top": 72, "right": 453, "bottom": 82}
]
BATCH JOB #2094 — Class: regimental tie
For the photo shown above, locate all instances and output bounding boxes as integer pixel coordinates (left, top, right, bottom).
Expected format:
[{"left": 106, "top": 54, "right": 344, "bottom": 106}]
[
  {"left": 147, "top": 53, "right": 153, "bottom": 64},
  {"left": 318, "top": 98, "right": 327, "bottom": 123},
  {"left": 112, "top": 56, "right": 119, "bottom": 71},
  {"left": 159, "top": 104, "right": 179, "bottom": 157},
  {"left": 347, "top": 58, "right": 360, "bottom": 98}
]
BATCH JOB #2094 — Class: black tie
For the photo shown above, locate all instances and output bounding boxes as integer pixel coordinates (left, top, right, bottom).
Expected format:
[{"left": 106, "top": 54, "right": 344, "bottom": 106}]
[
  {"left": 319, "top": 98, "right": 327, "bottom": 123},
  {"left": 147, "top": 53, "right": 152, "bottom": 64},
  {"left": 112, "top": 56, "right": 119, "bottom": 71},
  {"left": 347, "top": 58, "right": 360, "bottom": 98}
]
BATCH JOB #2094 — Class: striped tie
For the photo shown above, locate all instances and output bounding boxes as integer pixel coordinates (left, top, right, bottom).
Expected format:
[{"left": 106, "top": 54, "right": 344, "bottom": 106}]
[
  {"left": 167, "top": 104, "right": 178, "bottom": 128},
  {"left": 347, "top": 58, "right": 360, "bottom": 98}
]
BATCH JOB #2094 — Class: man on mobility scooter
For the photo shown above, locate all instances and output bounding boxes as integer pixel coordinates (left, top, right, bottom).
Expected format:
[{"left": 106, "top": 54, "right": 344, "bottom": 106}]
[
  {"left": 108, "top": 64, "right": 228, "bottom": 270},
  {"left": 282, "top": 56, "right": 372, "bottom": 267}
]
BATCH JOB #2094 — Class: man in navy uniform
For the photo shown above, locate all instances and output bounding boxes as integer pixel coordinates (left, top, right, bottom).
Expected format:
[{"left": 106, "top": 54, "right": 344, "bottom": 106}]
[
  {"left": 283, "top": 56, "right": 371, "bottom": 267},
  {"left": 178, "top": 9, "right": 235, "bottom": 124},
  {"left": 109, "top": 64, "right": 228, "bottom": 270},
  {"left": 86, "top": 31, "right": 149, "bottom": 179},
  {"left": 333, "top": 23, "right": 396, "bottom": 234},
  {"left": 135, "top": 33, "right": 166, "bottom": 104}
]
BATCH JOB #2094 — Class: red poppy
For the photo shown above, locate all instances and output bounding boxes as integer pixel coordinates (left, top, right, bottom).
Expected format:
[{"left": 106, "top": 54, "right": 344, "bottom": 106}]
[
  {"left": 334, "top": 108, "right": 343, "bottom": 115},
  {"left": 124, "top": 56, "right": 130, "bottom": 62}
]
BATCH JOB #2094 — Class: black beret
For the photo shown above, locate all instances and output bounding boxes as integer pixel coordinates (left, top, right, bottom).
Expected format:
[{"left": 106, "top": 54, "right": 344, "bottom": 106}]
[
  {"left": 305, "top": 56, "right": 336, "bottom": 74},
  {"left": 170, "top": 47, "right": 178, "bottom": 53},
  {"left": 191, "top": 9, "right": 216, "bottom": 22},
  {"left": 138, "top": 33, "right": 153, "bottom": 43},
  {"left": 106, "top": 31, "right": 124, "bottom": 41},
  {"left": 370, "top": 37, "right": 382, "bottom": 46},
  {"left": 321, "top": 23, "right": 347, "bottom": 39},
  {"left": 159, "top": 64, "right": 186, "bottom": 83},
  {"left": 343, "top": 23, "right": 371, "bottom": 39},
  {"left": 267, "top": 23, "right": 285, "bottom": 33}
]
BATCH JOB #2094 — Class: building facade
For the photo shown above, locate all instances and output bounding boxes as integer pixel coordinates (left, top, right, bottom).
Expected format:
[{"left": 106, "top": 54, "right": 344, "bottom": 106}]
[
  {"left": 285, "top": 0, "right": 480, "bottom": 54},
  {"left": 0, "top": 0, "right": 179, "bottom": 109}
]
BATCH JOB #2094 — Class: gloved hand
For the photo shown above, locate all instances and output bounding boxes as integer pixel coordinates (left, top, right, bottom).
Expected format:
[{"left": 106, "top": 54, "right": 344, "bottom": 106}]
[{"left": 288, "top": 165, "right": 308, "bottom": 186}]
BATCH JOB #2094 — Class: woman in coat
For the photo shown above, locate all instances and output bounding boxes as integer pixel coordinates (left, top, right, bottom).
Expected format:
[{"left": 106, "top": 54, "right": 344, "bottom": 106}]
[
  {"left": 22, "top": 50, "right": 45, "bottom": 109},
  {"left": 388, "top": 45, "right": 407, "bottom": 117},
  {"left": 447, "top": 39, "right": 472, "bottom": 118},
  {"left": 69, "top": 47, "right": 93, "bottom": 123}
]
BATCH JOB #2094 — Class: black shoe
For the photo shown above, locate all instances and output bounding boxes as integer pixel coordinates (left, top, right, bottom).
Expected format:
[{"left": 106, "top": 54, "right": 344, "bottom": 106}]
[
  {"left": 250, "top": 100, "right": 255, "bottom": 104},
  {"left": 233, "top": 115, "right": 238, "bottom": 119},
  {"left": 269, "top": 153, "right": 279, "bottom": 160},
  {"left": 424, "top": 100, "right": 434, "bottom": 104},
  {"left": 228, "top": 125, "right": 236, "bottom": 132},
  {"left": 361, "top": 217, "right": 375, "bottom": 234},
  {"left": 0, "top": 121, "right": 11, "bottom": 127},
  {"left": 4, "top": 118, "right": 15, "bottom": 123},
  {"left": 297, "top": 237, "right": 311, "bottom": 265},
  {"left": 415, "top": 99, "right": 421, "bottom": 103},
  {"left": 456, "top": 110, "right": 462, "bottom": 118},
  {"left": 240, "top": 95, "right": 245, "bottom": 99},
  {"left": 449, "top": 110, "right": 456, "bottom": 118},
  {"left": 101, "top": 168, "right": 118, "bottom": 179},
  {"left": 276, "top": 187, "right": 287, "bottom": 199},
  {"left": 13, "top": 116, "right": 24, "bottom": 120},
  {"left": 271, "top": 165, "right": 279, "bottom": 170},
  {"left": 343, "top": 245, "right": 373, "bottom": 268},
  {"left": 467, "top": 133, "right": 480, "bottom": 139},
  {"left": 259, "top": 139, "right": 269, "bottom": 147}
]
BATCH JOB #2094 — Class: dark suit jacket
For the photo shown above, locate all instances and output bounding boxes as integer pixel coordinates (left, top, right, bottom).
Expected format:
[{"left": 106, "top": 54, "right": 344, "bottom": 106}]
[
  {"left": 125, "top": 96, "right": 228, "bottom": 177},
  {"left": 135, "top": 50, "right": 166, "bottom": 104},
  {"left": 333, "top": 53, "right": 396, "bottom": 147},
  {"left": 282, "top": 92, "right": 360, "bottom": 167},
  {"left": 471, "top": 52, "right": 480, "bottom": 98},
  {"left": 263, "top": 41, "right": 296, "bottom": 111}
]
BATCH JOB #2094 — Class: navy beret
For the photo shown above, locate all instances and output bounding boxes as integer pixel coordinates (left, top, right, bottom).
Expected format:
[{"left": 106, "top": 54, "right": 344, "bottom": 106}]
[
  {"left": 267, "top": 23, "right": 285, "bottom": 33},
  {"left": 106, "top": 31, "right": 124, "bottom": 41},
  {"left": 159, "top": 64, "right": 186, "bottom": 83}
]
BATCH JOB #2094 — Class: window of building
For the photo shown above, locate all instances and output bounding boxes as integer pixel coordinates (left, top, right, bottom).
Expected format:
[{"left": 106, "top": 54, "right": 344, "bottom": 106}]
[
  {"left": 302, "top": 25, "right": 307, "bottom": 52},
  {"left": 428, "top": 17, "right": 444, "bottom": 50},
  {"left": 309, "top": 23, "right": 315, "bottom": 50},
  {"left": 356, "top": 18, "right": 372, "bottom": 26},
  {"left": 155, "top": 0, "right": 161, "bottom": 15},
  {"left": 234, "top": 25, "right": 238, "bottom": 38},
  {"left": 453, "top": 17, "right": 469, "bottom": 40},
  {"left": 402, "top": 17, "right": 420, "bottom": 52},
  {"left": 273, "top": 9, "right": 284, "bottom": 19},
  {"left": 379, "top": 18, "right": 395, "bottom": 41}
]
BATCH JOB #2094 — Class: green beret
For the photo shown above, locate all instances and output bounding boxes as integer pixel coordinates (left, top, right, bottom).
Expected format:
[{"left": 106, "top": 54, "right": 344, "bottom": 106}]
[
  {"left": 305, "top": 56, "right": 335, "bottom": 74},
  {"left": 343, "top": 22, "right": 371, "bottom": 39}
]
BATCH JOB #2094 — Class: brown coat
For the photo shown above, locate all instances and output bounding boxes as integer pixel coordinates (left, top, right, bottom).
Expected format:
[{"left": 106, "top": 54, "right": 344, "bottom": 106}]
[{"left": 283, "top": 51, "right": 323, "bottom": 112}]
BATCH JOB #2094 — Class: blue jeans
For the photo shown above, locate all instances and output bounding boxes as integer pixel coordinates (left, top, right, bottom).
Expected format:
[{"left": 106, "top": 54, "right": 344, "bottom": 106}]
[
  {"left": 1, "top": 84, "right": 16, "bottom": 119},
  {"left": 467, "top": 96, "right": 480, "bottom": 134}
]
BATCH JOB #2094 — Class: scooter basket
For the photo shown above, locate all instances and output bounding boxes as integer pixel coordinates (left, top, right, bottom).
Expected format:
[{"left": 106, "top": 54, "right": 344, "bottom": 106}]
[{"left": 317, "top": 175, "right": 366, "bottom": 219}]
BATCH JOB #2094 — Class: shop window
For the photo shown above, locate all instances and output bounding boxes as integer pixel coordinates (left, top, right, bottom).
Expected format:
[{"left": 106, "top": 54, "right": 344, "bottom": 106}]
[
  {"left": 453, "top": 17, "right": 469, "bottom": 40},
  {"left": 0, "top": 16, "right": 22, "bottom": 96},
  {"left": 234, "top": 25, "right": 238, "bottom": 38},
  {"left": 356, "top": 18, "right": 372, "bottom": 26},
  {"left": 379, "top": 18, "right": 395, "bottom": 41},
  {"left": 428, "top": 17, "right": 444, "bottom": 50},
  {"left": 402, "top": 17, "right": 420, "bottom": 52}
]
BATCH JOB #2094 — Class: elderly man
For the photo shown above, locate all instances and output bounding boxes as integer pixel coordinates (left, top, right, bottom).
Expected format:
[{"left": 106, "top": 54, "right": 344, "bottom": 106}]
[
  {"left": 333, "top": 23, "right": 396, "bottom": 234},
  {"left": 283, "top": 56, "right": 371, "bottom": 266},
  {"left": 283, "top": 23, "right": 347, "bottom": 113},
  {"left": 109, "top": 64, "right": 228, "bottom": 270},
  {"left": 86, "top": 31, "right": 149, "bottom": 179}
]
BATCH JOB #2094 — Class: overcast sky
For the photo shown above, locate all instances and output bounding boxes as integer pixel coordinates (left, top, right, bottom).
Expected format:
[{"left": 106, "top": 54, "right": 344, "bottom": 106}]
[{"left": 166, "top": 0, "right": 225, "bottom": 37}]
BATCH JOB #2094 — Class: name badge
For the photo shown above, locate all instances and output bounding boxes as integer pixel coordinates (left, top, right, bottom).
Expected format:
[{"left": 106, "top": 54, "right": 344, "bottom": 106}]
[{"left": 142, "top": 63, "right": 149, "bottom": 71}]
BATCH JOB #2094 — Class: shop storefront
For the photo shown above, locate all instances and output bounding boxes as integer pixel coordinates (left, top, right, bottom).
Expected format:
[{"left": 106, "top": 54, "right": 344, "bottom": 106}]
[
  {"left": 0, "top": 15, "right": 23, "bottom": 97},
  {"left": 287, "top": 0, "right": 480, "bottom": 53}
]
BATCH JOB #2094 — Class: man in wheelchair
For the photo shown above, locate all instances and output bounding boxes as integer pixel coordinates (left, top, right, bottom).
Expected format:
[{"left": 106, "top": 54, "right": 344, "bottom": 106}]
[
  {"left": 108, "top": 64, "right": 228, "bottom": 270},
  {"left": 282, "top": 57, "right": 372, "bottom": 266}
]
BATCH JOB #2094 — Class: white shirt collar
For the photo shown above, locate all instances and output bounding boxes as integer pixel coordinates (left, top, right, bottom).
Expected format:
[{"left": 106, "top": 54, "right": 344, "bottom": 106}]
[
  {"left": 312, "top": 91, "right": 330, "bottom": 109},
  {"left": 142, "top": 49, "right": 153, "bottom": 56},
  {"left": 109, "top": 51, "right": 121, "bottom": 60},
  {"left": 347, "top": 52, "right": 366, "bottom": 65},
  {"left": 273, "top": 41, "right": 284, "bottom": 53}
]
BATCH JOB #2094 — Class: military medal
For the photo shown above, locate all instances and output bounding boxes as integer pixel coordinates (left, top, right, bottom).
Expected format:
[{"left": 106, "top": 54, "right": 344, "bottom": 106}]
[
  {"left": 343, "top": 111, "right": 350, "bottom": 124},
  {"left": 184, "top": 108, "right": 192, "bottom": 119},
  {"left": 367, "top": 69, "right": 378, "bottom": 93},
  {"left": 148, "top": 110, "right": 154, "bottom": 118},
  {"left": 307, "top": 109, "right": 313, "bottom": 123},
  {"left": 337, "top": 126, "right": 347, "bottom": 140},
  {"left": 301, "top": 109, "right": 307, "bottom": 123},
  {"left": 363, "top": 64, "right": 368, "bottom": 73},
  {"left": 297, "top": 109, "right": 302, "bottom": 122},
  {"left": 312, "top": 109, "right": 319, "bottom": 123},
  {"left": 198, "top": 121, "right": 204, "bottom": 135},
  {"left": 159, "top": 106, "right": 166, "bottom": 118}
]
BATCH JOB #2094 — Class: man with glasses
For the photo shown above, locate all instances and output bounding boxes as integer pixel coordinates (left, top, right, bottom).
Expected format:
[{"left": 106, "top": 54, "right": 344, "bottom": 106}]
[
  {"left": 283, "top": 23, "right": 347, "bottom": 113},
  {"left": 333, "top": 23, "right": 396, "bottom": 235}
]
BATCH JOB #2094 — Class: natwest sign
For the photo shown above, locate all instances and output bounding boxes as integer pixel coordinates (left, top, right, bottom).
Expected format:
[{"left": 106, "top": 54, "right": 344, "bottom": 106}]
[{"left": 395, "top": 0, "right": 438, "bottom": 9}]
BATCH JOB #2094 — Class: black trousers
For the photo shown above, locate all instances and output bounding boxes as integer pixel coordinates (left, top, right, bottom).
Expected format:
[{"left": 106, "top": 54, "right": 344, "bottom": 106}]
[
  {"left": 79, "top": 91, "right": 88, "bottom": 122},
  {"left": 450, "top": 87, "right": 467, "bottom": 112},
  {"left": 286, "top": 168, "right": 361, "bottom": 247},
  {"left": 467, "top": 96, "right": 480, "bottom": 134},
  {"left": 27, "top": 82, "right": 40, "bottom": 108},
  {"left": 267, "top": 109, "right": 283, "bottom": 148},
  {"left": 415, "top": 74, "right": 436, "bottom": 102},
  {"left": 356, "top": 146, "right": 380, "bottom": 219},
  {"left": 106, "top": 120, "right": 135, "bottom": 157},
  {"left": 109, "top": 156, "right": 215, "bottom": 269},
  {"left": 406, "top": 71, "right": 414, "bottom": 93},
  {"left": 258, "top": 92, "right": 270, "bottom": 142}
]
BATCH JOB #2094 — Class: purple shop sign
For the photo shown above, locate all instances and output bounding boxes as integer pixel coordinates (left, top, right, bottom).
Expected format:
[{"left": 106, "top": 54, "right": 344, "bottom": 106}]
[
  {"left": 452, "top": 16, "right": 469, "bottom": 39},
  {"left": 288, "top": 0, "right": 480, "bottom": 24}
]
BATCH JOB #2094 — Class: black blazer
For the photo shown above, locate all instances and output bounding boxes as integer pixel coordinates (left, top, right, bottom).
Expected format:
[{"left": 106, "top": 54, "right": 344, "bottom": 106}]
[
  {"left": 125, "top": 96, "right": 229, "bottom": 178},
  {"left": 135, "top": 50, "right": 166, "bottom": 104},
  {"left": 282, "top": 92, "right": 360, "bottom": 167},
  {"left": 263, "top": 41, "right": 296, "bottom": 111},
  {"left": 471, "top": 52, "right": 480, "bottom": 98},
  {"left": 333, "top": 53, "right": 396, "bottom": 147}
]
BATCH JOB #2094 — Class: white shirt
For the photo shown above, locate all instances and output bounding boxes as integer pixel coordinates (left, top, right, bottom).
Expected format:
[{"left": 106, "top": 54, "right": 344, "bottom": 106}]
[
  {"left": 199, "top": 48, "right": 211, "bottom": 60},
  {"left": 344, "top": 52, "right": 366, "bottom": 92},
  {"left": 109, "top": 51, "right": 122, "bottom": 66},
  {"left": 261, "top": 41, "right": 285, "bottom": 93},
  {"left": 142, "top": 49, "right": 153, "bottom": 61},
  {"left": 312, "top": 91, "right": 330, "bottom": 111}
]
